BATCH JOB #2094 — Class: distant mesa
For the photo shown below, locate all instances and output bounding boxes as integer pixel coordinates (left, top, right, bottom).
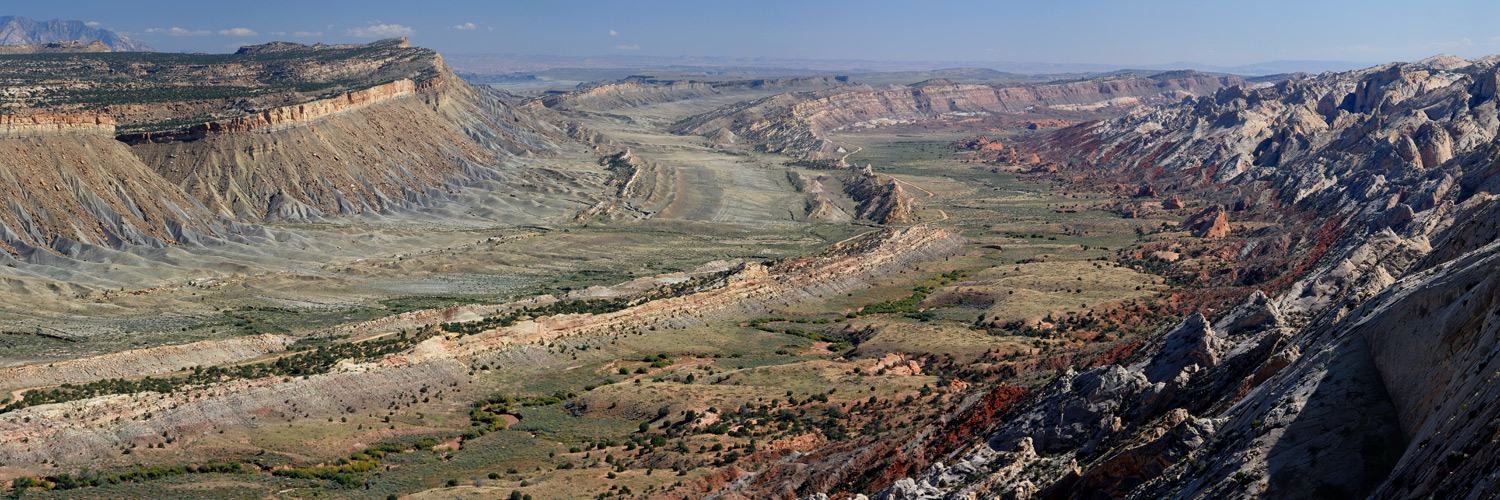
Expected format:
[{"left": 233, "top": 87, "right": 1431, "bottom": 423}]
[
  {"left": 0, "top": 40, "right": 110, "bottom": 54},
  {"left": 0, "top": 15, "right": 152, "bottom": 52}
]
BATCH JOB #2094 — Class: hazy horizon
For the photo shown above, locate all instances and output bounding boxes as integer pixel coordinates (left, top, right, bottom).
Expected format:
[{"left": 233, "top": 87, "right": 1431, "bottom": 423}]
[{"left": 4, "top": 0, "right": 1498, "bottom": 69}]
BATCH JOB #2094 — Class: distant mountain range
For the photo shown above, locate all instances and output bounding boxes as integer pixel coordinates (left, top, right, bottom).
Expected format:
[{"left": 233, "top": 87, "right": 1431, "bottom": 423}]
[
  {"left": 0, "top": 15, "right": 152, "bottom": 52},
  {"left": 446, "top": 52, "right": 1380, "bottom": 78}
]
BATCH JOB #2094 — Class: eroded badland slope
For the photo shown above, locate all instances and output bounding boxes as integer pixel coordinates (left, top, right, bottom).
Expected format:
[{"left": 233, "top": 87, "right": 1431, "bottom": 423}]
[{"left": 5, "top": 34, "right": 1500, "bottom": 500}]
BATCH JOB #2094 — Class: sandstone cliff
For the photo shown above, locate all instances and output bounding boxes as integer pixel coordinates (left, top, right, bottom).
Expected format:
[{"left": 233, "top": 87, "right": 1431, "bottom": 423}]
[{"left": 673, "top": 72, "right": 1243, "bottom": 157}]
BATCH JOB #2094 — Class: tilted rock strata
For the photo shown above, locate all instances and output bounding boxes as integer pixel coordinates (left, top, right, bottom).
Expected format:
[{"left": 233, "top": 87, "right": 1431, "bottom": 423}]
[
  {"left": 844, "top": 168, "right": 919, "bottom": 224},
  {"left": 868, "top": 55, "right": 1500, "bottom": 500},
  {"left": 0, "top": 359, "right": 467, "bottom": 465},
  {"left": 0, "top": 226, "right": 961, "bottom": 466},
  {"left": 0, "top": 334, "right": 292, "bottom": 392},
  {"left": 675, "top": 72, "right": 1242, "bottom": 157},
  {"left": 438, "top": 226, "right": 962, "bottom": 357}
]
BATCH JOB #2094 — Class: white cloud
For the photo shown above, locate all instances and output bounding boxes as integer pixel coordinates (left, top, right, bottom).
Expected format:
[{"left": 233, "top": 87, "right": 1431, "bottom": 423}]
[
  {"left": 145, "top": 27, "right": 211, "bottom": 36},
  {"left": 84, "top": 21, "right": 101, "bottom": 27},
  {"left": 609, "top": 29, "right": 618, "bottom": 36},
  {"left": 340, "top": 23, "right": 411, "bottom": 37},
  {"left": 345, "top": 24, "right": 414, "bottom": 37},
  {"left": 218, "top": 27, "right": 258, "bottom": 36},
  {"left": 293, "top": 31, "right": 324, "bottom": 37},
  {"left": 614, "top": 44, "right": 640, "bottom": 50},
  {"left": 452, "top": 22, "right": 477, "bottom": 30}
]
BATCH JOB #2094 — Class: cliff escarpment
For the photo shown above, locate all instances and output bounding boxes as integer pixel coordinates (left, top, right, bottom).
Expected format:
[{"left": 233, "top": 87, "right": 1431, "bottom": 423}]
[
  {"left": 0, "top": 38, "right": 582, "bottom": 256},
  {"left": 673, "top": 72, "right": 1242, "bottom": 157},
  {"left": 128, "top": 74, "right": 570, "bottom": 220},
  {"left": 535, "top": 75, "right": 852, "bottom": 111}
]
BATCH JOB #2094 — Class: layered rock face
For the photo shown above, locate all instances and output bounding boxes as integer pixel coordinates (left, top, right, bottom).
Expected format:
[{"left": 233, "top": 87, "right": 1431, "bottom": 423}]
[
  {"left": 673, "top": 72, "right": 1242, "bottom": 157},
  {"left": 1035, "top": 55, "right": 1500, "bottom": 215},
  {"left": 0, "top": 39, "right": 577, "bottom": 256},
  {"left": 117, "top": 79, "right": 426, "bottom": 144},
  {"left": 129, "top": 75, "right": 568, "bottom": 220},
  {"left": 866, "top": 55, "right": 1500, "bottom": 500},
  {"left": 844, "top": 167, "right": 919, "bottom": 224},
  {"left": 535, "top": 75, "right": 851, "bottom": 111}
]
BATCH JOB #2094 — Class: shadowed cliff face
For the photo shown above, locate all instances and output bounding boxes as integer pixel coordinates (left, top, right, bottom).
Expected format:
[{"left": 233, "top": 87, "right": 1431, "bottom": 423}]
[{"left": 671, "top": 72, "right": 1243, "bottom": 158}]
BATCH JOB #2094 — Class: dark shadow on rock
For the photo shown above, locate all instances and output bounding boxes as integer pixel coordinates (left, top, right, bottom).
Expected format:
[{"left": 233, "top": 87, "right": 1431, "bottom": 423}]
[{"left": 1263, "top": 334, "right": 1403, "bottom": 499}]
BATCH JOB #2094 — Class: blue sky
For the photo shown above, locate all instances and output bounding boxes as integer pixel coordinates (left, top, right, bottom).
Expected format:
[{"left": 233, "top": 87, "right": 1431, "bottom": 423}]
[{"left": 9, "top": 0, "right": 1499, "bottom": 65}]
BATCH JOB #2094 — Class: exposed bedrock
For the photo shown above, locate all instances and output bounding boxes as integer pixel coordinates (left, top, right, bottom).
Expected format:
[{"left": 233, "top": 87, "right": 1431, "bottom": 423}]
[
  {"left": 674, "top": 72, "right": 1242, "bottom": 157},
  {"left": 868, "top": 55, "right": 1500, "bottom": 500}
]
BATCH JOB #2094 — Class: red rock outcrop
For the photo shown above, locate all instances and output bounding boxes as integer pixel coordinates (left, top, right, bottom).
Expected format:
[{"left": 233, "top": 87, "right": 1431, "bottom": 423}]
[{"left": 1183, "top": 206, "right": 1230, "bottom": 238}]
